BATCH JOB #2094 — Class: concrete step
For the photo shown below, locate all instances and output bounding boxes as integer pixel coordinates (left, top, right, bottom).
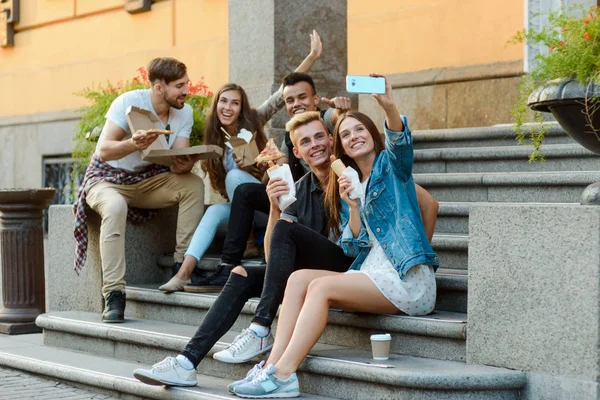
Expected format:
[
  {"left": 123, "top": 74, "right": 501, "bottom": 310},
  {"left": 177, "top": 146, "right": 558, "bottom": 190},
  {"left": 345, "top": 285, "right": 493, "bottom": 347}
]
[
  {"left": 436, "top": 268, "right": 467, "bottom": 313},
  {"left": 436, "top": 202, "right": 471, "bottom": 234},
  {"left": 0, "top": 335, "right": 329, "bottom": 400},
  {"left": 412, "top": 122, "right": 569, "bottom": 150},
  {"left": 121, "top": 288, "right": 468, "bottom": 362},
  {"left": 414, "top": 170, "right": 600, "bottom": 203},
  {"left": 413, "top": 143, "right": 600, "bottom": 174},
  {"left": 432, "top": 233, "right": 468, "bottom": 271},
  {"left": 34, "top": 312, "right": 526, "bottom": 399},
  {"left": 157, "top": 252, "right": 467, "bottom": 313}
]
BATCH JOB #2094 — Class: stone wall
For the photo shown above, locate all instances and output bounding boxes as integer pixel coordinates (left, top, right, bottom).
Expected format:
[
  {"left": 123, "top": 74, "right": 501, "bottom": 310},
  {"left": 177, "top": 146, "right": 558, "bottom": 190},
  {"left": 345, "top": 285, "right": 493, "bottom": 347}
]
[
  {"left": 0, "top": 110, "right": 78, "bottom": 190},
  {"left": 358, "top": 60, "right": 524, "bottom": 130}
]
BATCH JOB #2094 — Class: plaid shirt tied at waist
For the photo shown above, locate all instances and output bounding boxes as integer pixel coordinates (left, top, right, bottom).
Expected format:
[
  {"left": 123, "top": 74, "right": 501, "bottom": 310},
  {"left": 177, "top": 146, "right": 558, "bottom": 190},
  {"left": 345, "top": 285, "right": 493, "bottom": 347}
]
[{"left": 73, "top": 154, "right": 169, "bottom": 275}]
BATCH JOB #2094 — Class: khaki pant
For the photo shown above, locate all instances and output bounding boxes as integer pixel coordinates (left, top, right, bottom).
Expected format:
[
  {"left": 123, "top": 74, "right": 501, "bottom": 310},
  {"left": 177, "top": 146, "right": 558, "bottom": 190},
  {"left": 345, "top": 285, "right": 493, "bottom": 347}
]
[{"left": 85, "top": 172, "right": 204, "bottom": 298}]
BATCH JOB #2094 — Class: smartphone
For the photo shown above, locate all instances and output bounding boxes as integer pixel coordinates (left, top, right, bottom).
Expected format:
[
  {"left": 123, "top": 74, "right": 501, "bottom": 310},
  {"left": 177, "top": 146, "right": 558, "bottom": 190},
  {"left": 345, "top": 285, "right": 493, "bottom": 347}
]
[{"left": 346, "top": 75, "right": 385, "bottom": 94}]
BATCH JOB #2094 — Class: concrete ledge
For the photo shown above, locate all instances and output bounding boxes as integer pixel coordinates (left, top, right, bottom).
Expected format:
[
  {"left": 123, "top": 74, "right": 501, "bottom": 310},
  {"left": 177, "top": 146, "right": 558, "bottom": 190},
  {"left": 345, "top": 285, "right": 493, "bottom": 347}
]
[
  {"left": 387, "top": 60, "right": 524, "bottom": 90},
  {"left": 468, "top": 204, "right": 600, "bottom": 386},
  {"left": 47, "top": 205, "right": 177, "bottom": 313},
  {"left": 0, "top": 109, "right": 79, "bottom": 127}
]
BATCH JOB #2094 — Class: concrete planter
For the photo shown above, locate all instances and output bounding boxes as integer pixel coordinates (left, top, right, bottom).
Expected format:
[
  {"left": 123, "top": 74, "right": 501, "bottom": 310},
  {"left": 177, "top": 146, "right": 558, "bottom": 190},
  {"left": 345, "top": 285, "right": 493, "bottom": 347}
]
[
  {"left": 0, "top": 188, "right": 56, "bottom": 334},
  {"left": 528, "top": 77, "right": 600, "bottom": 155},
  {"left": 529, "top": 78, "right": 600, "bottom": 204}
]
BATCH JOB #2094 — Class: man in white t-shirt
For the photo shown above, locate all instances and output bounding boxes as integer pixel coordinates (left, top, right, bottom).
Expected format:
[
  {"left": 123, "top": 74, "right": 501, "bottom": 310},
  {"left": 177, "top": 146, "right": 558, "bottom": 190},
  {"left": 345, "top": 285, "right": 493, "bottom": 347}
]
[{"left": 80, "top": 57, "right": 204, "bottom": 323}]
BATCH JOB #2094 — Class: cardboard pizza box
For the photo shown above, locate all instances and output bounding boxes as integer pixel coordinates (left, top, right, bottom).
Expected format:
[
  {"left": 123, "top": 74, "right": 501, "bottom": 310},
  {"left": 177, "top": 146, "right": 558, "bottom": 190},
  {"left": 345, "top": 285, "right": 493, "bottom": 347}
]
[
  {"left": 125, "top": 106, "right": 223, "bottom": 167},
  {"left": 226, "top": 130, "right": 259, "bottom": 168},
  {"left": 125, "top": 106, "right": 170, "bottom": 156},
  {"left": 142, "top": 145, "right": 223, "bottom": 167}
]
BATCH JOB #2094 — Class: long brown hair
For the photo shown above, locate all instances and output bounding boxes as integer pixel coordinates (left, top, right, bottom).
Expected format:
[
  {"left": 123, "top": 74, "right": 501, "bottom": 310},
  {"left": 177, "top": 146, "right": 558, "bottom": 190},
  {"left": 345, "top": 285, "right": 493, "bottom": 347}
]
[
  {"left": 201, "top": 83, "right": 268, "bottom": 199},
  {"left": 324, "top": 111, "right": 385, "bottom": 237}
]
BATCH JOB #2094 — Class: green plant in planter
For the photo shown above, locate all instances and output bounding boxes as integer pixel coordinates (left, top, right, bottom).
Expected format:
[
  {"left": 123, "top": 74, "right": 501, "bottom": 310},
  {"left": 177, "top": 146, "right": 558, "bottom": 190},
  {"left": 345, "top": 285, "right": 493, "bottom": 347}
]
[
  {"left": 72, "top": 67, "right": 213, "bottom": 179},
  {"left": 511, "top": 4, "right": 600, "bottom": 161}
]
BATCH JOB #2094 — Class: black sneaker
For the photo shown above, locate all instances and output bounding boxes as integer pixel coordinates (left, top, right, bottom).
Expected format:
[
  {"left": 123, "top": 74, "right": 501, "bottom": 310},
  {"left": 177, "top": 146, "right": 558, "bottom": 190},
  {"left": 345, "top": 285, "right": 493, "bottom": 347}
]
[
  {"left": 102, "top": 291, "right": 126, "bottom": 323},
  {"left": 183, "top": 264, "right": 233, "bottom": 293}
]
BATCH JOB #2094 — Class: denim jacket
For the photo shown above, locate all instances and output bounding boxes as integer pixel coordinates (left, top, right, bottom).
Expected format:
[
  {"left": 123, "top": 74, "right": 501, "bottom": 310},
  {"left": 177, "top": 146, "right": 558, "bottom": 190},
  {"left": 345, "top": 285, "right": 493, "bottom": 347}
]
[{"left": 338, "top": 115, "right": 439, "bottom": 279}]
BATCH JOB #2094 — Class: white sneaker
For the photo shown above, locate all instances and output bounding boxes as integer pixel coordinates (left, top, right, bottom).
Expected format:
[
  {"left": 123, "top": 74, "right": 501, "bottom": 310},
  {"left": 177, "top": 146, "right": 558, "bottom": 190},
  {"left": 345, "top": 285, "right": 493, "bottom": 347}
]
[
  {"left": 227, "top": 360, "right": 265, "bottom": 393},
  {"left": 133, "top": 356, "right": 197, "bottom": 387},
  {"left": 213, "top": 329, "right": 274, "bottom": 363}
]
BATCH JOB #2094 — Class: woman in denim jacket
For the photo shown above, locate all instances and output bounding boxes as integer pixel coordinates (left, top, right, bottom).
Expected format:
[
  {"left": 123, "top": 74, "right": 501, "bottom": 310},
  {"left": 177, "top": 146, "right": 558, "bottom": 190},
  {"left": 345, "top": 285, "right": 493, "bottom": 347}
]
[{"left": 231, "top": 75, "right": 439, "bottom": 398}]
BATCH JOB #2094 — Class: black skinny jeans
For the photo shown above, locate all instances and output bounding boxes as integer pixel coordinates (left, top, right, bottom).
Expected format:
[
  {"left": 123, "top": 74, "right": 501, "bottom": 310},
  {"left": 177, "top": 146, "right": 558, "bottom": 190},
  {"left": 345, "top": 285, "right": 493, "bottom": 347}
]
[
  {"left": 181, "top": 219, "right": 353, "bottom": 367},
  {"left": 251, "top": 220, "right": 353, "bottom": 325},
  {"left": 221, "top": 183, "right": 270, "bottom": 266}
]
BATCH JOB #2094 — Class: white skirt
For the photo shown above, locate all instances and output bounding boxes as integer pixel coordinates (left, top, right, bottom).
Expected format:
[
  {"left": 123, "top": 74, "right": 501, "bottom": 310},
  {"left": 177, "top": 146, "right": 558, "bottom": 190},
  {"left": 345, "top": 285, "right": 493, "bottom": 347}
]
[{"left": 346, "top": 180, "right": 436, "bottom": 316}]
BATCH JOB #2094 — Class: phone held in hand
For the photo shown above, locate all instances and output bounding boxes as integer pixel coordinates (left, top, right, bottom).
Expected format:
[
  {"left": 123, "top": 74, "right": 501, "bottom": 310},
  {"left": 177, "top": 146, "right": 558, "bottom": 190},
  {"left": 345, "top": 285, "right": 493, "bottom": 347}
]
[{"left": 346, "top": 75, "right": 385, "bottom": 94}]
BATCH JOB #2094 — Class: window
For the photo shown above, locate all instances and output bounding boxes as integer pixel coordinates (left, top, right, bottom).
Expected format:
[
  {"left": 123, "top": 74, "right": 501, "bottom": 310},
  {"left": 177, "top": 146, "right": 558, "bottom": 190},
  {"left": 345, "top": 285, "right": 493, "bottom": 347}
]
[{"left": 42, "top": 155, "right": 83, "bottom": 233}]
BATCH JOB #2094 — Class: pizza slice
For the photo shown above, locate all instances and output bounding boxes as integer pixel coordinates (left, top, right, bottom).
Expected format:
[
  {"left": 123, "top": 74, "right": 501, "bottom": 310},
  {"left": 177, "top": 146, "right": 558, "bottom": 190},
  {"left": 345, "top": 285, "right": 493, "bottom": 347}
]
[
  {"left": 143, "top": 128, "right": 175, "bottom": 135},
  {"left": 255, "top": 138, "right": 286, "bottom": 163}
]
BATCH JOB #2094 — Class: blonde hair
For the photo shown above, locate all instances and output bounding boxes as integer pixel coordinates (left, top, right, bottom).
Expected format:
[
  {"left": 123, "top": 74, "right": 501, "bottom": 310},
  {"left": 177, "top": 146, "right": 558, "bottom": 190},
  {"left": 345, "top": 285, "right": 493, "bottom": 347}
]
[{"left": 285, "top": 111, "right": 327, "bottom": 147}]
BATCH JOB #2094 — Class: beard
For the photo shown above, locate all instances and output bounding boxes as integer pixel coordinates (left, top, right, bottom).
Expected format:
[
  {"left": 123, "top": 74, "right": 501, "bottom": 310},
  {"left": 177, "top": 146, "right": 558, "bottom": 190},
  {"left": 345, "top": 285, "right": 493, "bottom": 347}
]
[{"left": 164, "top": 92, "right": 186, "bottom": 110}]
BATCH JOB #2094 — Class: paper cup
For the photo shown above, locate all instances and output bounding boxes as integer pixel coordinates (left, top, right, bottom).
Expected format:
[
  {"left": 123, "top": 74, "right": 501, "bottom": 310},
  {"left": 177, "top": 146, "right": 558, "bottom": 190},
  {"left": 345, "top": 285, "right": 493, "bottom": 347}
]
[
  {"left": 331, "top": 159, "right": 346, "bottom": 177},
  {"left": 370, "top": 333, "right": 391, "bottom": 360}
]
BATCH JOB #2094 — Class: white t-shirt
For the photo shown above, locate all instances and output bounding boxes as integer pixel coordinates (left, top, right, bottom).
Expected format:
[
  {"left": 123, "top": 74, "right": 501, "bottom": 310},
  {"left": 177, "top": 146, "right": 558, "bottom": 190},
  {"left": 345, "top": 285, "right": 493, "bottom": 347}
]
[{"left": 94, "top": 89, "right": 194, "bottom": 172}]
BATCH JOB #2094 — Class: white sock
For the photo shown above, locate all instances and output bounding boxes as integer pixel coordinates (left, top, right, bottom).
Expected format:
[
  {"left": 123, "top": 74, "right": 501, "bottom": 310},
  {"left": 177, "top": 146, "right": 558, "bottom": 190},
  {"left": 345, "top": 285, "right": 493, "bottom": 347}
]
[
  {"left": 248, "top": 323, "right": 270, "bottom": 337},
  {"left": 176, "top": 354, "right": 194, "bottom": 370}
]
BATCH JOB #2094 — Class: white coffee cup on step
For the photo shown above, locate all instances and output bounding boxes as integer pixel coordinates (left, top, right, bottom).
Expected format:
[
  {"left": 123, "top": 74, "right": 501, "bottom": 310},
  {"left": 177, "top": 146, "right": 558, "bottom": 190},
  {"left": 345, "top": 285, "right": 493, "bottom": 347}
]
[{"left": 370, "top": 333, "right": 391, "bottom": 360}]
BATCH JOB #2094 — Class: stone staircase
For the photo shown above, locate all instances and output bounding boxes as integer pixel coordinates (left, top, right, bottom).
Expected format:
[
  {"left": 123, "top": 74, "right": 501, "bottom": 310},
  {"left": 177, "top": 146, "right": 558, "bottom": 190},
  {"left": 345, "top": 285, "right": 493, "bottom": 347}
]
[{"left": 1, "top": 122, "right": 596, "bottom": 399}]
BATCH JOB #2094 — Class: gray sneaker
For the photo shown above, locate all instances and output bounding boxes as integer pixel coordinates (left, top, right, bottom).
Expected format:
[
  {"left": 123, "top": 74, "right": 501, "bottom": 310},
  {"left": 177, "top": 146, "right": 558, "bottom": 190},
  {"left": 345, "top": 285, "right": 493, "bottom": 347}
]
[
  {"left": 133, "top": 356, "right": 197, "bottom": 387},
  {"left": 234, "top": 363, "right": 299, "bottom": 398},
  {"left": 227, "top": 360, "right": 265, "bottom": 393},
  {"left": 213, "top": 328, "right": 274, "bottom": 363}
]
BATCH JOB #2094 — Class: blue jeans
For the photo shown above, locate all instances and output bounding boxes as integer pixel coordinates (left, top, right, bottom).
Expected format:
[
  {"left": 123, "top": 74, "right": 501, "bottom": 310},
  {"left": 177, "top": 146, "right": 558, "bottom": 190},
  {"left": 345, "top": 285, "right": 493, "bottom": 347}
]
[{"left": 185, "top": 169, "right": 260, "bottom": 261}]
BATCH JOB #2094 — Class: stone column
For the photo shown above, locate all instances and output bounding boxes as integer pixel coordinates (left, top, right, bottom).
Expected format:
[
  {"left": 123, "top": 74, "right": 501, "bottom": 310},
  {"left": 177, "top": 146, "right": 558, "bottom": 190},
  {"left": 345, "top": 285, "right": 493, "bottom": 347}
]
[
  {"left": 228, "top": 0, "right": 348, "bottom": 136},
  {"left": 0, "top": 188, "right": 55, "bottom": 334}
]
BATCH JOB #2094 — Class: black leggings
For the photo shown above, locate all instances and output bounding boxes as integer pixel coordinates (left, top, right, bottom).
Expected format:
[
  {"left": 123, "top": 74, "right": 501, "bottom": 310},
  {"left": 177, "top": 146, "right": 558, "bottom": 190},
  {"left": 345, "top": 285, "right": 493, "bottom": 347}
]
[{"left": 220, "top": 183, "right": 270, "bottom": 266}]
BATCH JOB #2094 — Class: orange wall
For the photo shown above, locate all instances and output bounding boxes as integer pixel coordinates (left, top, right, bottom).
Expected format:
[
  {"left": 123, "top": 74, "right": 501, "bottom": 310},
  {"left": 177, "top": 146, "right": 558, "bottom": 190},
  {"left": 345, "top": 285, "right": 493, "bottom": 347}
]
[
  {"left": 347, "top": 0, "right": 524, "bottom": 75},
  {"left": 0, "top": 0, "right": 228, "bottom": 118},
  {"left": 0, "top": 0, "right": 524, "bottom": 118}
]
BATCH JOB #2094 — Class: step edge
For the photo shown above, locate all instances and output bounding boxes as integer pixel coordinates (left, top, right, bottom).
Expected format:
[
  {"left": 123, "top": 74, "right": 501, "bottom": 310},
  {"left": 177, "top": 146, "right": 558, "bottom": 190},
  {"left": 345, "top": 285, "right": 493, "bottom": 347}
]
[
  {"left": 0, "top": 345, "right": 525, "bottom": 392},
  {"left": 121, "top": 291, "right": 468, "bottom": 338},
  {"left": 0, "top": 349, "right": 224, "bottom": 400}
]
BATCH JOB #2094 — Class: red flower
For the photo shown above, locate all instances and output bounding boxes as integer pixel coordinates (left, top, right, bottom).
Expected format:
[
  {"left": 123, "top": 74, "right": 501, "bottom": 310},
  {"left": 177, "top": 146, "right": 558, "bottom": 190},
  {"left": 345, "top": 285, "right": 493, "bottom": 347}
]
[
  {"left": 550, "top": 46, "right": 556, "bottom": 52},
  {"left": 584, "top": 32, "right": 591, "bottom": 41},
  {"left": 136, "top": 67, "right": 149, "bottom": 84},
  {"left": 561, "top": 26, "right": 567, "bottom": 32}
]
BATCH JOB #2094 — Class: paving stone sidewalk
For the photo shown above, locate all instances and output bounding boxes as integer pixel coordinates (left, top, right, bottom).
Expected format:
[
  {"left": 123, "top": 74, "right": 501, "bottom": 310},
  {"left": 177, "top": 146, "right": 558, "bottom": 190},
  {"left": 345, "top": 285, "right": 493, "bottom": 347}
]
[{"left": 0, "top": 366, "right": 117, "bottom": 400}]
